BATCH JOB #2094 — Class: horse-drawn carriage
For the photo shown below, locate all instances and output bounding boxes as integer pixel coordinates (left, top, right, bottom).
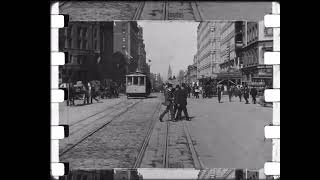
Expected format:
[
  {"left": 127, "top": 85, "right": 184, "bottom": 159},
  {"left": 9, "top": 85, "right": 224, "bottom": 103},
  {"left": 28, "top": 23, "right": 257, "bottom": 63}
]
[{"left": 100, "top": 79, "right": 119, "bottom": 99}]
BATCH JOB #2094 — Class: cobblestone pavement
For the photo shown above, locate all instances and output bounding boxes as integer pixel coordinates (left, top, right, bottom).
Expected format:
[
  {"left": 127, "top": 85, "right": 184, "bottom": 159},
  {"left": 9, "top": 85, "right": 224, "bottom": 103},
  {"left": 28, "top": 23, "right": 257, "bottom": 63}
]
[
  {"left": 139, "top": 104, "right": 194, "bottom": 168},
  {"left": 59, "top": 97, "right": 141, "bottom": 153},
  {"left": 139, "top": 1, "right": 165, "bottom": 20},
  {"left": 186, "top": 95, "right": 272, "bottom": 169},
  {"left": 60, "top": 94, "right": 162, "bottom": 169},
  {"left": 167, "top": 121, "right": 194, "bottom": 168},
  {"left": 59, "top": 95, "right": 127, "bottom": 125},
  {"left": 59, "top": 1, "right": 139, "bottom": 21},
  {"left": 59, "top": 1, "right": 272, "bottom": 21},
  {"left": 167, "top": 2, "right": 195, "bottom": 20}
]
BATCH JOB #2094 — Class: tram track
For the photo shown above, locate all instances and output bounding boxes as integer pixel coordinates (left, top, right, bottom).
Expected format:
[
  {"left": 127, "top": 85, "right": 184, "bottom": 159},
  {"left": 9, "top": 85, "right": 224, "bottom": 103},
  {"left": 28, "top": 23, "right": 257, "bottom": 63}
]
[
  {"left": 133, "top": 102, "right": 162, "bottom": 168},
  {"left": 68, "top": 100, "right": 127, "bottom": 128},
  {"left": 132, "top": 1, "right": 202, "bottom": 21},
  {"left": 163, "top": 120, "right": 204, "bottom": 168},
  {"left": 60, "top": 99, "right": 143, "bottom": 156},
  {"left": 134, "top": 104, "right": 204, "bottom": 168}
]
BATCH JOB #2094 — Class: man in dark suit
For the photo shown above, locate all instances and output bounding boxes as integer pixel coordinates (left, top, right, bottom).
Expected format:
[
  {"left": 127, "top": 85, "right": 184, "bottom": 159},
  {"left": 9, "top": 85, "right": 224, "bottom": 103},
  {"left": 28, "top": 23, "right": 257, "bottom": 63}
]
[
  {"left": 175, "top": 83, "right": 190, "bottom": 121},
  {"left": 250, "top": 86, "right": 258, "bottom": 104},
  {"left": 217, "top": 86, "right": 222, "bottom": 103},
  {"left": 243, "top": 86, "right": 250, "bottom": 104},
  {"left": 159, "top": 83, "right": 175, "bottom": 122}
]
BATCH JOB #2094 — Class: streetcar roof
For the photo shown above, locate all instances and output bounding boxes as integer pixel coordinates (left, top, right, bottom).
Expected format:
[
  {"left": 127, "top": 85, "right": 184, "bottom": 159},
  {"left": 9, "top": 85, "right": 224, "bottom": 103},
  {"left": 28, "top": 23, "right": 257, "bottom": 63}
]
[{"left": 126, "top": 73, "right": 146, "bottom": 77}]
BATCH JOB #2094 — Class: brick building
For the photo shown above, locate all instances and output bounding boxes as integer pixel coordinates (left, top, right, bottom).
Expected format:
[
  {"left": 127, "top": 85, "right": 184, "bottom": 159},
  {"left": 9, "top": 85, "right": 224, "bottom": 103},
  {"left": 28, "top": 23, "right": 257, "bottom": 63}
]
[{"left": 59, "top": 21, "right": 113, "bottom": 84}]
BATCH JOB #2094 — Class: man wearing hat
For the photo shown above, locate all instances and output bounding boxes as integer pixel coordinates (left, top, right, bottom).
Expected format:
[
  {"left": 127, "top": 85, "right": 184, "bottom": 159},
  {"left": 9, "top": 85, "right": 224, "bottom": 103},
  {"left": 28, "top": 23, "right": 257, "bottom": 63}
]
[
  {"left": 159, "top": 83, "right": 175, "bottom": 122},
  {"left": 175, "top": 83, "right": 190, "bottom": 121}
]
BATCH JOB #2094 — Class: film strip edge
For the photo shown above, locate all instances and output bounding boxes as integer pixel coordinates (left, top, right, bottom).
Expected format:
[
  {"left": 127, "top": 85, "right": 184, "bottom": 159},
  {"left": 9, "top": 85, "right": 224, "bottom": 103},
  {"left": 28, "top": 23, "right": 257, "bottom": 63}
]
[
  {"left": 263, "top": 1, "right": 280, "bottom": 178},
  {"left": 51, "top": 1, "right": 69, "bottom": 179},
  {"left": 50, "top": 1, "right": 280, "bottom": 179}
]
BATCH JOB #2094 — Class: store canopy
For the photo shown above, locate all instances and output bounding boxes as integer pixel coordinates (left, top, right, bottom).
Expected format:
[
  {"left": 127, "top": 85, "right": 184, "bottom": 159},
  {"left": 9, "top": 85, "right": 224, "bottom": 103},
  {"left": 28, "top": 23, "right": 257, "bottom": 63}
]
[{"left": 216, "top": 71, "right": 242, "bottom": 79}]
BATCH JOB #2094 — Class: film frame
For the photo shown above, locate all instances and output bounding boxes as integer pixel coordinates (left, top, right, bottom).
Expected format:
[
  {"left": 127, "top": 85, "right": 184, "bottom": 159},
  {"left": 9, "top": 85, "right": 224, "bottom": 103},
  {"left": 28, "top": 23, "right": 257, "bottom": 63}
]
[{"left": 50, "top": 1, "right": 280, "bottom": 179}]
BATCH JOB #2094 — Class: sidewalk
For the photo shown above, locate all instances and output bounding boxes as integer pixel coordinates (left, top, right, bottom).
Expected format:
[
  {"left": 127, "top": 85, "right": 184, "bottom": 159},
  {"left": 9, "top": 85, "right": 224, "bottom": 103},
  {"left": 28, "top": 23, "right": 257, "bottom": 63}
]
[{"left": 59, "top": 94, "right": 127, "bottom": 125}]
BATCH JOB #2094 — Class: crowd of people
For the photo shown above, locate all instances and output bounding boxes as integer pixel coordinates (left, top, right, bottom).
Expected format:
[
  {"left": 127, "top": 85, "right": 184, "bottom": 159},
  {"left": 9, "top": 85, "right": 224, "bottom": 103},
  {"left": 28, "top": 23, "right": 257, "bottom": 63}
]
[{"left": 65, "top": 80, "right": 124, "bottom": 106}]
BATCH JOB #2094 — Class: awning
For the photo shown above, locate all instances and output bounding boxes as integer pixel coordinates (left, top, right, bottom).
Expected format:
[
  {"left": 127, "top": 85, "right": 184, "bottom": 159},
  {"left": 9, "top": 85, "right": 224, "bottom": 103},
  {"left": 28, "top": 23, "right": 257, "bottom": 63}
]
[{"left": 216, "top": 72, "right": 242, "bottom": 79}]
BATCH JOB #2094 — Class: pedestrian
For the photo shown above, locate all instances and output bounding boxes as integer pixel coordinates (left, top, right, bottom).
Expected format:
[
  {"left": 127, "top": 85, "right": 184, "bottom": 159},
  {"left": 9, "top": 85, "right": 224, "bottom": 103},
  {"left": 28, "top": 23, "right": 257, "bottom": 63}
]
[
  {"left": 217, "top": 86, "right": 222, "bottom": 103},
  {"left": 187, "top": 85, "right": 191, "bottom": 98},
  {"left": 194, "top": 85, "right": 200, "bottom": 99},
  {"left": 91, "top": 83, "right": 100, "bottom": 103},
  {"left": 159, "top": 83, "right": 175, "bottom": 122},
  {"left": 238, "top": 86, "right": 243, "bottom": 102},
  {"left": 82, "top": 82, "right": 89, "bottom": 105},
  {"left": 175, "top": 83, "right": 190, "bottom": 121},
  {"left": 243, "top": 86, "right": 250, "bottom": 104},
  {"left": 68, "top": 83, "right": 75, "bottom": 106},
  {"left": 173, "top": 85, "right": 181, "bottom": 120},
  {"left": 250, "top": 86, "right": 258, "bottom": 104},
  {"left": 228, "top": 86, "right": 233, "bottom": 102}
]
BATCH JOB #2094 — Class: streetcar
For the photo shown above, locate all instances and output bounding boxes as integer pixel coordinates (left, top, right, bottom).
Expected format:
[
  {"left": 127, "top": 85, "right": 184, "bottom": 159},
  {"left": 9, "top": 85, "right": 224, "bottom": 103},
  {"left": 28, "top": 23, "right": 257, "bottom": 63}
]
[{"left": 125, "top": 71, "right": 151, "bottom": 98}]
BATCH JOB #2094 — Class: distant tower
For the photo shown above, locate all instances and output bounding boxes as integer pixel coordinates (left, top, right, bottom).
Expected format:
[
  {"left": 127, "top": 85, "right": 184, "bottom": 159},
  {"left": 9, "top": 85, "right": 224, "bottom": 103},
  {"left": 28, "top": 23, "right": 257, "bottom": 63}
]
[{"left": 168, "top": 64, "right": 172, "bottom": 80}]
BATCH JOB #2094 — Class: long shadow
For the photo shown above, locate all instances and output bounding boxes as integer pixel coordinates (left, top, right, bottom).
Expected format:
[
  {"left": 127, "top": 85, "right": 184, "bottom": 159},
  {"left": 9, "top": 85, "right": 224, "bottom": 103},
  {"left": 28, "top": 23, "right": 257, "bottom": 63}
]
[{"left": 172, "top": 116, "right": 196, "bottom": 122}]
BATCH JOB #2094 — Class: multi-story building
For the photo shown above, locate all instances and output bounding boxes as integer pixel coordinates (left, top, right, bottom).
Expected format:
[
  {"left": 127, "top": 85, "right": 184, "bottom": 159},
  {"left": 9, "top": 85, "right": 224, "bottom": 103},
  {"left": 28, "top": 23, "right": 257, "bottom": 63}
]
[
  {"left": 137, "top": 26, "right": 150, "bottom": 76},
  {"left": 113, "top": 21, "right": 141, "bottom": 74},
  {"left": 59, "top": 21, "right": 114, "bottom": 84},
  {"left": 217, "top": 21, "right": 244, "bottom": 85},
  {"left": 196, "top": 22, "right": 222, "bottom": 80},
  {"left": 185, "top": 64, "right": 197, "bottom": 85},
  {"left": 240, "top": 20, "right": 273, "bottom": 88}
]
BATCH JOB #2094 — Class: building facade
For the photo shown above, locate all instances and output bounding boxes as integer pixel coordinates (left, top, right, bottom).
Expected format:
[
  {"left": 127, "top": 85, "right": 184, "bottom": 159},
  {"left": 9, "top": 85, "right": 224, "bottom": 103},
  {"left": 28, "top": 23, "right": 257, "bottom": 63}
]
[
  {"left": 217, "top": 21, "right": 244, "bottom": 85},
  {"left": 59, "top": 22, "right": 114, "bottom": 84},
  {"left": 113, "top": 21, "right": 141, "bottom": 74},
  {"left": 240, "top": 20, "right": 273, "bottom": 88},
  {"left": 185, "top": 64, "right": 197, "bottom": 85},
  {"left": 196, "top": 22, "right": 222, "bottom": 80}
]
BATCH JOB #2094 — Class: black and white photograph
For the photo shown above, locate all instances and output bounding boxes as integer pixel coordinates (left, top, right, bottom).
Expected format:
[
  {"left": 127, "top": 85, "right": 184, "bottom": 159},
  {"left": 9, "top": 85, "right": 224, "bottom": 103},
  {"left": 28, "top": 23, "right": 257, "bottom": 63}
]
[
  {"left": 58, "top": 19, "right": 273, "bottom": 169},
  {"left": 53, "top": 1, "right": 279, "bottom": 179}
]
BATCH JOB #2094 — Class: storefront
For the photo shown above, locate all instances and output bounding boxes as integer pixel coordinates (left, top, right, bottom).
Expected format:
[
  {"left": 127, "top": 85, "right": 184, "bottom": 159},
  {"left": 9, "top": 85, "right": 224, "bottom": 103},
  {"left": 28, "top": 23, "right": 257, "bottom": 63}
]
[{"left": 241, "top": 64, "right": 272, "bottom": 88}]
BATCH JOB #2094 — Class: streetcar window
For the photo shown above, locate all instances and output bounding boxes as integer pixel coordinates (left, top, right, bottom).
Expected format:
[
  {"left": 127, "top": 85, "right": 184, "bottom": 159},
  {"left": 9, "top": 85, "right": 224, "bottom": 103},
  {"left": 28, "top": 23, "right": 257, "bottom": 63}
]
[
  {"left": 127, "top": 77, "right": 132, "bottom": 85},
  {"left": 133, "top": 76, "right": 138, "bottom": 85},
  {"left": 139, "top": 77, "right": 145, "bottom": 85}
]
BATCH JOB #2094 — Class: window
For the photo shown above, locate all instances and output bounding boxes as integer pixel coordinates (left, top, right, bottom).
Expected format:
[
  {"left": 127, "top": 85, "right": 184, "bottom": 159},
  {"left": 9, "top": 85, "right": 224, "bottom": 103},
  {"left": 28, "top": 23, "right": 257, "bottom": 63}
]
[
  {"left": 127, "top": 77, "right": 132, "bottom": 85},
  {"left": 139, "top": 77, "right": 145, "bottom": 85},
  {"left": 123, "top": 38, "right": 126, "bottom": 42},
  {"left": 264, "top": 27, "right": 273, "bottom": 36},
  {"left": 69, "top": 38, "right": 72, "bottom": 49},
  {"left": 82, "top": 28, "right": 87, "bottom": 37},
  {"left": 78, "top": 28, "right": 82, "bottom": 37},
  {"left": 94, "top": 28, "right": 97, "bottom": 38},
  {"left": 133, "top": 77, "right": 138, "bottom": 85}
]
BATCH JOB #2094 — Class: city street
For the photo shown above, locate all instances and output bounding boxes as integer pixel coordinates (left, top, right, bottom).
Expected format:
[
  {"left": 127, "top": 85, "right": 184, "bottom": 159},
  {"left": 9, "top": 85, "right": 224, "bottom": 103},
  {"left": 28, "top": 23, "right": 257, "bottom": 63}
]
[
  {"left": 59, "top": 93, "right": 272, "bottom": 170},
  {"left": 59, "top": 1, "right": 271, "bottom": 21},
  {"left": 187, "top": 95, "right": 272, "bottom": 169}
]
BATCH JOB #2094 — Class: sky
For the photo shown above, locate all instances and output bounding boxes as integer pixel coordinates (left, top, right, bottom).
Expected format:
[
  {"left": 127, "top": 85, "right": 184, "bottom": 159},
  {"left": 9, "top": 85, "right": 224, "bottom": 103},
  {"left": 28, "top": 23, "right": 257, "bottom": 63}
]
[
  {"left": 137, "top": 21, "right": 199, "bottom": 80},
  {"left": 137, "top": 168, "right": 200, "bottom": 179}
]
